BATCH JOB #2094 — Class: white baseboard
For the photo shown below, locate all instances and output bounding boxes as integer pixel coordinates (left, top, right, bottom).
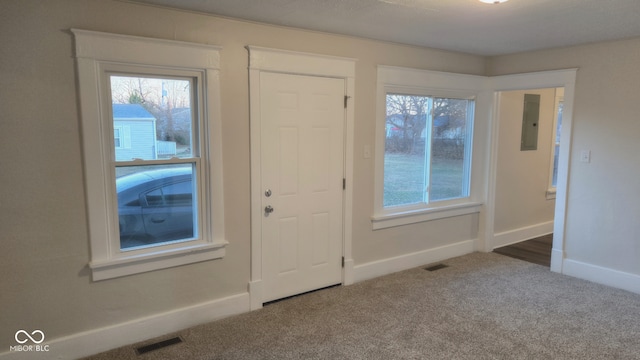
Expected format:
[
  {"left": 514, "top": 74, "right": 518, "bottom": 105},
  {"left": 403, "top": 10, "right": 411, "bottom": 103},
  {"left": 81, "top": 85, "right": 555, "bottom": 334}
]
[
  {"left": 562, "top": 259, "right": 640, "bottom": 295},
  {"left": 249, "top": 280, "right": 263, "bottom": 310},
  {"left": 1, "top": 292, "right": 250, "bottom": 360},
  {"left": 352, "top": 239, "right": 476, "bottom": 283},
  {"left": 493, "top": 221, "right": 554, "bottom": 249}
]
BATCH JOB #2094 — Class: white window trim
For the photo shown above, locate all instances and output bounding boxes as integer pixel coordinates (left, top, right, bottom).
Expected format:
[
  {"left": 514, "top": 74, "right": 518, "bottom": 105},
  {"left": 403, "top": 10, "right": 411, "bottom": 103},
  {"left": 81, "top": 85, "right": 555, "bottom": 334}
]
[
  {"left": 373, "top": 66, "right": 487, "bottom": 230},
  {"left": 73, "top": 29, "right": 226, "bottom": 280},
  {"left": 371, "top": 201, "right": 483, "bottom": 230}
]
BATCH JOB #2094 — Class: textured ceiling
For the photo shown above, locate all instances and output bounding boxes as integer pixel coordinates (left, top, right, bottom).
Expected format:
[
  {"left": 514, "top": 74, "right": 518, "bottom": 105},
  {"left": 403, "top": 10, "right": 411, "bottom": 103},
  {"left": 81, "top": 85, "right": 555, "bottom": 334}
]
[{"left": 128, "top": 0, "right": 640, "bottom": 56}]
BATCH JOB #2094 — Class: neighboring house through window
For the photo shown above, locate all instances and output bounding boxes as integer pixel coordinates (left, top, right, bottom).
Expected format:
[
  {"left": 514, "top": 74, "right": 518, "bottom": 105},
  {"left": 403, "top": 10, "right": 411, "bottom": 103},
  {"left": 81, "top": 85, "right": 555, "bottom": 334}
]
[{"left": 112, "top": 103, "right": 152, "bottom": 157}]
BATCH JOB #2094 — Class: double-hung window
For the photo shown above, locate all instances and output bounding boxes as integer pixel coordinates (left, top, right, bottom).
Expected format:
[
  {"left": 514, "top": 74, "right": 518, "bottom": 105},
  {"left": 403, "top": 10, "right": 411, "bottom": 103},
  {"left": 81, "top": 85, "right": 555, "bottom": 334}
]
[
  {"left": 73, "top": 30, "right": 226, "bottom": 280},
  {"left": 373, "top": 66, "right": 484, "bottom": 229}
]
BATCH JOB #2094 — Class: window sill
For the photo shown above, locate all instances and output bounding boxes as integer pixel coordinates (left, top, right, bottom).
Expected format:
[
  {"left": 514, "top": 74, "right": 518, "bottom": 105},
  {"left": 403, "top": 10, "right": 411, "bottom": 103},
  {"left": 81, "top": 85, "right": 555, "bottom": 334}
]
[
  {"left": 371, "top": 202, "right": 482, "bottom": 230},
  {"left": 89, "top": 240, "right": 228, "bottom": 281}
]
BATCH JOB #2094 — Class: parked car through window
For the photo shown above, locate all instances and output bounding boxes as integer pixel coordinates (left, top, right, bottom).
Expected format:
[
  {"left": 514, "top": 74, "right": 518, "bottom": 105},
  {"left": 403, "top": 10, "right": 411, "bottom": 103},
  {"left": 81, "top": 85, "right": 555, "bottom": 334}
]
[{"left": 116, "top": 166, "right": 195, "bottom": 249}]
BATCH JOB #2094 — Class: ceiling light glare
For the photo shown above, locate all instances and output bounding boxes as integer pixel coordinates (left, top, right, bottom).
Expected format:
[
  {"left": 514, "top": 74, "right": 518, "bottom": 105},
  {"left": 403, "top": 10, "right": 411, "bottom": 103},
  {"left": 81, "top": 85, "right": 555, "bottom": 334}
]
[{"left": 479, "top": 0, "right": 509, "bottom": 4}]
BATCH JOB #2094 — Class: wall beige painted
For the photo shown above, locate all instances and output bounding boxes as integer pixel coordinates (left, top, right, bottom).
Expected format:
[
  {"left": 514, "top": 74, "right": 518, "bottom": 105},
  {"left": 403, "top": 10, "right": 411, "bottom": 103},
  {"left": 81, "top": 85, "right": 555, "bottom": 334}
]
[
  {"left": 488, "top": 38, "right": 640, "bottom": 275},
  {"left": 494, "top": 88, "right": 556, "bottom": 234},
  {"left": 0, "top": 0, "right": 486, "bottom": 348}
]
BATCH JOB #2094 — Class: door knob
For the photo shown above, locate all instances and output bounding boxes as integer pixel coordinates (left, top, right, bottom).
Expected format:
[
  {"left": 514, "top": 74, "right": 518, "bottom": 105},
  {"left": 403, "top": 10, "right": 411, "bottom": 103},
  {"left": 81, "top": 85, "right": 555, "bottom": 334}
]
[{"left": 264, "top": 205, "right": 274, "bottom": 214}]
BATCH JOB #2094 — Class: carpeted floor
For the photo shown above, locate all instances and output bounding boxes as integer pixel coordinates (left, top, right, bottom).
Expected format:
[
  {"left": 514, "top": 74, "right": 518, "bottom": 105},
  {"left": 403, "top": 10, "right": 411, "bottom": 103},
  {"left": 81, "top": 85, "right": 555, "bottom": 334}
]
[{"left": 84, "top": 252, "right": 640, "bottom": 359}]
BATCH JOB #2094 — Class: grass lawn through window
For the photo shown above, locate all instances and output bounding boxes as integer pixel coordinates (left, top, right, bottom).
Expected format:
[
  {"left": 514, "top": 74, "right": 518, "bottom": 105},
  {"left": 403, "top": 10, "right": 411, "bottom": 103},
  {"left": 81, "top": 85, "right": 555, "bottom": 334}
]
[{"left": 384, "top": 153, "right": 464, "bottom": 207}]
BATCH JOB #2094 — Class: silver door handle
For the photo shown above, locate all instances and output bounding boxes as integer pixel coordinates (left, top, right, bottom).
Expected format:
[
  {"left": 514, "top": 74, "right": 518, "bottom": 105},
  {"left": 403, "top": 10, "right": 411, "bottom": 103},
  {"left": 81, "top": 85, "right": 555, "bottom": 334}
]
[{"left": 264, "top": 205, "right": 274, "bottom": 214}]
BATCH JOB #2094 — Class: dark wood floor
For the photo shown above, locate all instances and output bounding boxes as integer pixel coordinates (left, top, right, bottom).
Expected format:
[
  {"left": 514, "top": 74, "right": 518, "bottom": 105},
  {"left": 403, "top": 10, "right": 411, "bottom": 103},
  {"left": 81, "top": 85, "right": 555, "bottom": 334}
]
[{"left": 493, "top": 234, "right": 553, "bottom": 267}]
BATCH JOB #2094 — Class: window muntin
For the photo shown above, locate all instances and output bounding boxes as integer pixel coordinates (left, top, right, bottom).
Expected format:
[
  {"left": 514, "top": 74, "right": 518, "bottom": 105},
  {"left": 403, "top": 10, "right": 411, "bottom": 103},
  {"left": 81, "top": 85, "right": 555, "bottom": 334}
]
[{"left": 383, "top": 93, "right": 474, "bottom": 209}]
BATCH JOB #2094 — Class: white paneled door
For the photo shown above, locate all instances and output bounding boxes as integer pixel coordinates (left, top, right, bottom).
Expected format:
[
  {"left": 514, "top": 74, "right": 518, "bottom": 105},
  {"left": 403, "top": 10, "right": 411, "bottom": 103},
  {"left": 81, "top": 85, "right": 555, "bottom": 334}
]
[{"left": 260, "top": 72, "right": 345, "bottom": 302}]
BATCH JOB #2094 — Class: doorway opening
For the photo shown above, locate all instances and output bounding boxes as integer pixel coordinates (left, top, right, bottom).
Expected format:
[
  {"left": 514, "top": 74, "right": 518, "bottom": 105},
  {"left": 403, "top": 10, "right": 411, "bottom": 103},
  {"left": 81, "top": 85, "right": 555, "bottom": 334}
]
[{"left": 491, "top": 87, "right": 565, "bottom": 267}]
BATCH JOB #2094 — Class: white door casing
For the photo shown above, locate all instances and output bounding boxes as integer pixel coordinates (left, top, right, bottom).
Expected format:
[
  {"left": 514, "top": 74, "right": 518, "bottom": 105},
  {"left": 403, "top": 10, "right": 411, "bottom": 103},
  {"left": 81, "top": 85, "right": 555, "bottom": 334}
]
[
  {"left": 260, "top": 72, "right": 345, "bottom": 302},
  {"left": 485, "top": 69, "right": 577, "bottom": 274},
  {"left": 247, "top": 46, "right": 356, "bottom": 309}
]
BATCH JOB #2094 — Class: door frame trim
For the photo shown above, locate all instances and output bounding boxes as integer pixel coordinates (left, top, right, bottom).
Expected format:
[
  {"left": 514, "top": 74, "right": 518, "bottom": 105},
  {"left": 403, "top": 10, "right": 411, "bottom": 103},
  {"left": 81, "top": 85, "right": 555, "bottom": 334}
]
[
  {"left": 247, "top": 46, "right": 356, "bottom": 310},
  {"left": 483, "top": 69, "right": 577, "bottom": 274}
]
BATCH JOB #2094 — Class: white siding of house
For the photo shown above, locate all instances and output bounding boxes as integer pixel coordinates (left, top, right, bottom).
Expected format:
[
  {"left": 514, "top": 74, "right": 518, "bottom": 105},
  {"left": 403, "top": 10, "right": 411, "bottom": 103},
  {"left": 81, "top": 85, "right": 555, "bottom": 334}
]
[{"left": 114, "top": 119, "right": 156, "bottom": 161}]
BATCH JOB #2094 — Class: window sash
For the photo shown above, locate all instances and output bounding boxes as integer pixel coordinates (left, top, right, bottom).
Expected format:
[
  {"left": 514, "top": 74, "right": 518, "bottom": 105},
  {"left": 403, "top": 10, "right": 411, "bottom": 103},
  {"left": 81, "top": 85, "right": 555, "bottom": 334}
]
[
  {"left": 102, "top": 68, "right": 207, "bottom": 255},
  {"left": 428, "top": 97, "right": 474, "bottom": 203},
  {"left": 113, "top": 159, "right": 202, "bottom": 251}
]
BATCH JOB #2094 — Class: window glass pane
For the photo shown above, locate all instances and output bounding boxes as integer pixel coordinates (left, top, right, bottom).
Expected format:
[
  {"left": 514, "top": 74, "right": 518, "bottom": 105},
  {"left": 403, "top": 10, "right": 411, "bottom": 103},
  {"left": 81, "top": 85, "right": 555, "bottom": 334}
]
[
  {"left": 116, "top": 164, "right": 196, "bottom": 250},
  {"left": 384, "top": 94, "right": 428, "bottom": 207},
  {"left": 110, "top": 75, "right": 194, "bottom": 161},
  {"left": 430, "top": 98, "right": 470, "bottom": 201}
]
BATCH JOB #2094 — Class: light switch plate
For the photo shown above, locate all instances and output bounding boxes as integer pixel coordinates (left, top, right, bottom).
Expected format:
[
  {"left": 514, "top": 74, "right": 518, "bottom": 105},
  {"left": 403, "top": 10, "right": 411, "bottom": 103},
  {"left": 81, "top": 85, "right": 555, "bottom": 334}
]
[{"left": 580, "top": 150, "right": 591, "bottom": 163}]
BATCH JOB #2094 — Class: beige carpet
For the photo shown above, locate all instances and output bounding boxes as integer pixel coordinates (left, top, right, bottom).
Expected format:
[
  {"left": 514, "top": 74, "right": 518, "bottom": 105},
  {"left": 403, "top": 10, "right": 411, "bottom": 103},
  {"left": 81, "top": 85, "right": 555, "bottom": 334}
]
[{"left": 85, "top": 253, "right": 640, "bottom": 359}]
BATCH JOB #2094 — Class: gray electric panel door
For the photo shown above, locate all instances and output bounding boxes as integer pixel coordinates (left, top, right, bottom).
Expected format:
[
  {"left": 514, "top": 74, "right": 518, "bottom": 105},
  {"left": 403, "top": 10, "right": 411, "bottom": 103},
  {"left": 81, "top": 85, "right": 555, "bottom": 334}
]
[{"left": 521, "top": 94, "right": 540, "bottom": 151}]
